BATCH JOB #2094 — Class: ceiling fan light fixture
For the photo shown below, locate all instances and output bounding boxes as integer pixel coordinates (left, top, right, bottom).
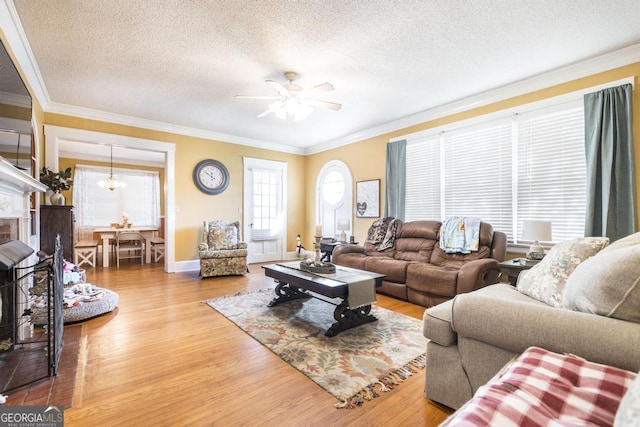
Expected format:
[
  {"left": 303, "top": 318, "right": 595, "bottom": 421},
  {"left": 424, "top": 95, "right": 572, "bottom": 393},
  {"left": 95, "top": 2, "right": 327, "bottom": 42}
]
[{"left": 237, "top": 71, "right": 341, "bottom": 121}]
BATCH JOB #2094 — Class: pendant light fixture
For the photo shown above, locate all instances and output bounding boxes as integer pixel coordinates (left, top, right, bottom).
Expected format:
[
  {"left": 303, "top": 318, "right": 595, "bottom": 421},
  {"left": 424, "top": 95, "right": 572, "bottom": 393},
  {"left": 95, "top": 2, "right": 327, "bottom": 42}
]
[{"left": 97, "top": 145, "right": 127, "bottom": 191}]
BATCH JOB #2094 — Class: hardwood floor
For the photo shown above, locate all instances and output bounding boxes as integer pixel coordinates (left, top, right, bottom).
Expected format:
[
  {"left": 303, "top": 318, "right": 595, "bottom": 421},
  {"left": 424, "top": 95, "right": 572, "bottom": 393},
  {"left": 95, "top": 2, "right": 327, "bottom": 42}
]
[{"left": 58, "top": 262, "right": 452, "bottom": 426}]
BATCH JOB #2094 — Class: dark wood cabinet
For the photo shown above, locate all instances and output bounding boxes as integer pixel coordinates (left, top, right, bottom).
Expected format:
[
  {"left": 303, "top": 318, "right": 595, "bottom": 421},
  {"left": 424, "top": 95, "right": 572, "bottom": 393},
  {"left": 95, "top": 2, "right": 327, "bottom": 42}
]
[{"left": 40, "top": 205, "right": 74, "bottom": 260}]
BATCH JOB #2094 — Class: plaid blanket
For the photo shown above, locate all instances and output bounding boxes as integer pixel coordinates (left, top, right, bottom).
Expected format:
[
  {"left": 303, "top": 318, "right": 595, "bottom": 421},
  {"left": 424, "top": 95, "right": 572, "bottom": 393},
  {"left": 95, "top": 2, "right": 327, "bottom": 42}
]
[{"left": 442, "top": 346, "right": 637, "bottom": 426}]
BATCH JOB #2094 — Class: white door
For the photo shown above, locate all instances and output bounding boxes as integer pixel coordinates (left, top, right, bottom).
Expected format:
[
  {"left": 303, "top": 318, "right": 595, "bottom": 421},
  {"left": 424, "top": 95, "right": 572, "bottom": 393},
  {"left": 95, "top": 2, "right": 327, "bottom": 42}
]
[{"left": 243, "top": 157, "right": 287, "bottom": 263}]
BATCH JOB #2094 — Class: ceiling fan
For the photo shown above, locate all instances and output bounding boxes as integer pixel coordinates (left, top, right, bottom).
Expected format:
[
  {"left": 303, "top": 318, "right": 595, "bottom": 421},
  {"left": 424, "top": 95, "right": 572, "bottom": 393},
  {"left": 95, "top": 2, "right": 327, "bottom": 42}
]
[{"left": 236, "top": 71, "right": 342, "bottom": 120}]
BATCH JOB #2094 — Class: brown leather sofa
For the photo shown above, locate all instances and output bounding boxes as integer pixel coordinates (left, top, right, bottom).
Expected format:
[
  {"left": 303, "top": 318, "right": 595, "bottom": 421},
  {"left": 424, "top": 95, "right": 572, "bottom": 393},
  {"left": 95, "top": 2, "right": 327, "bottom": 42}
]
[{"left": 332, "top": 220, "right": 507, "bottom": 307}]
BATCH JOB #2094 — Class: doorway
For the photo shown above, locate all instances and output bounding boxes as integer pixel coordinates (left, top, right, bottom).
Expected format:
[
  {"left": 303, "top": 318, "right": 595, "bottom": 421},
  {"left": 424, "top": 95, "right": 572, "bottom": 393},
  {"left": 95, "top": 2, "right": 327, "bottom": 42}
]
[
  {"left": 243, "top": 157, "right": 287, "bottom": 263},
  {"left": 44, "top": 125, "right": 175, "bottom": 272}
]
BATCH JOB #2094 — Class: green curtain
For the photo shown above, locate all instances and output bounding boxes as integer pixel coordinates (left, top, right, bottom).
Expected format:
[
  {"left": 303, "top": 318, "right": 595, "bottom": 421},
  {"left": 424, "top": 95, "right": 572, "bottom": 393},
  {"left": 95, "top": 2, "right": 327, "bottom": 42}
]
[
  {"left": 384, "top": 140, "right": 406, "bottom": 220},
  {"left": 584, "top": 83, "right": 636, "bottom": 241}
]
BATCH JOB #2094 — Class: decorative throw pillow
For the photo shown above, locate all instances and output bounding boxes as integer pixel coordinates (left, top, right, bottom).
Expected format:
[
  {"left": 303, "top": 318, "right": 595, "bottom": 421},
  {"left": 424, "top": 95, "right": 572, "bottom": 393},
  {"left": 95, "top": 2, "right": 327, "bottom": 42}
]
[
  {"left": 563, "top": 242, "right": 640, "bottom": 323},
  {"left": 208, "top": 220, "right": 239, "bottom": 250},
  {"left": 516, "top": 236, "right": 609, "bottom": 307}
]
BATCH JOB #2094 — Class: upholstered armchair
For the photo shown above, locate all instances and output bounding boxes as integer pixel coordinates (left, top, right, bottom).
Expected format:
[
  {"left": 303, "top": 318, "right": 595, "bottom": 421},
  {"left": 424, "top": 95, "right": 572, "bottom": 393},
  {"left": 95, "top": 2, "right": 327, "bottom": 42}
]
[{"left": 198, "top": 220, "right": 248, "bottom": 277}]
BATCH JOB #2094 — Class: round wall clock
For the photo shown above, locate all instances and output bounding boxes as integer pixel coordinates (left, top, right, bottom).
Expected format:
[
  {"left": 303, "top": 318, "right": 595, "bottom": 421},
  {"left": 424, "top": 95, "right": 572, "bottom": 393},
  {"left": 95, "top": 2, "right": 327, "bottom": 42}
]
[{"left": 193, "top": 159, "right": 230, "bottom": 195}]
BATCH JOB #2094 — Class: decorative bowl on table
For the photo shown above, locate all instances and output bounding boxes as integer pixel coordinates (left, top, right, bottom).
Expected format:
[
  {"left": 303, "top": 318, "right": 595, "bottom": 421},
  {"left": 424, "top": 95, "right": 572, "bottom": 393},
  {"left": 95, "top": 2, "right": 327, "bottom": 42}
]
[{"left": 299, "top": 259, "right": 336, "bottom": 274}]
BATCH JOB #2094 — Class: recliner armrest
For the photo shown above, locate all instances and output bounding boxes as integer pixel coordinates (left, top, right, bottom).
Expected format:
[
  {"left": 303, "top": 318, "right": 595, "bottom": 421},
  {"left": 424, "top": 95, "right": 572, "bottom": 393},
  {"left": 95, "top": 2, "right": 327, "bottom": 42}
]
[
  {"left": 456, "top": 258, "right": 500, "bottom": 294},
  {"left": 332, "top": 243, "right": 364, "bottom": 258}
]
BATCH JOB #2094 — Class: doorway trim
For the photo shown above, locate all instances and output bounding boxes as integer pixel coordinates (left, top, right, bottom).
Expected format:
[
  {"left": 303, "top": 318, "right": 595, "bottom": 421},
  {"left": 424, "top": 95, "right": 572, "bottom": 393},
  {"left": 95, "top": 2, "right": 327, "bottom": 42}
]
[
  {"left": 243, "top": 156, "right": 287, "bottom": 263},
  {"left": 44, "top": 125, "right": 176, "bottom": 272}
]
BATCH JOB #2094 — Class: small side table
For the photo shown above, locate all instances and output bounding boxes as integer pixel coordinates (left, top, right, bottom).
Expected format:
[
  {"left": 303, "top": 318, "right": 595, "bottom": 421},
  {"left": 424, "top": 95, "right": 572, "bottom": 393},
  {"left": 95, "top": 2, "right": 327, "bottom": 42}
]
[
  {"left": 320, "top": 241, "right": 359, "bottom": 262},
  {"left": 498, "top": 258, "right": 540, "bottom": 286},
  {"left": 320, "top": 242, "right": 341, "bottom": 262}
]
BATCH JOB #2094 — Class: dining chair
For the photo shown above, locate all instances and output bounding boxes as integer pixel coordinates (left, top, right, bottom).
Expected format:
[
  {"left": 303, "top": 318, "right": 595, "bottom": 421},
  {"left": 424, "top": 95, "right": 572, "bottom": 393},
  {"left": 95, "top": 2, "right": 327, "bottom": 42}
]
[{"left": 115, "top": 231, "right": 145, "bottom": 267}]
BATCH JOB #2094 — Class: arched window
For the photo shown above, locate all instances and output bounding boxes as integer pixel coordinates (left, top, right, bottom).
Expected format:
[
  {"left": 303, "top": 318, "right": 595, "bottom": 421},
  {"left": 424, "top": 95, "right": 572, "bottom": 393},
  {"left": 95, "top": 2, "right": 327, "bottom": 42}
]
[{"left": 316, "top": 161, "right": 352, "bottom": 240}]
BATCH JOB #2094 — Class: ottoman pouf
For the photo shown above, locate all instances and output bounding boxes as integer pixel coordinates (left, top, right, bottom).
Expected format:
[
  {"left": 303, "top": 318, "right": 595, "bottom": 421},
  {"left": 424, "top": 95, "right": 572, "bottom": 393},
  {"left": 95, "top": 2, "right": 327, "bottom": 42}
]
[
  {"left": 62, "top": 287, "right": 119, "bottom": 324},
  {"left": 32, "top": 286, "right": 119, "bottom": 324}
]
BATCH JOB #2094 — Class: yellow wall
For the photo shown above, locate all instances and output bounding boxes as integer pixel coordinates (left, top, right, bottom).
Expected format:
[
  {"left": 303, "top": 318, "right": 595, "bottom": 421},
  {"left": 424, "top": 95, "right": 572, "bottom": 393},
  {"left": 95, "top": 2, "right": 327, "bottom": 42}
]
[
  {"left": 45, "top": 113, "right": 306, "bottom": 261},
  {"left": 305, "top": 63, "right": 640, "bottom": 243},
  {"left": 4, "top": 28, "right": 640, "bottom": 263}
]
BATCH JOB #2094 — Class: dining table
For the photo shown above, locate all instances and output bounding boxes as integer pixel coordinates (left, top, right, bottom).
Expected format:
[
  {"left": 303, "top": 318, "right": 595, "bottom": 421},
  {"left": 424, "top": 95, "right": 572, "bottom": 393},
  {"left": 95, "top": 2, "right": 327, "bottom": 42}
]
[{"left": 94, "top": 227, "right": 160, "bottom": 267}]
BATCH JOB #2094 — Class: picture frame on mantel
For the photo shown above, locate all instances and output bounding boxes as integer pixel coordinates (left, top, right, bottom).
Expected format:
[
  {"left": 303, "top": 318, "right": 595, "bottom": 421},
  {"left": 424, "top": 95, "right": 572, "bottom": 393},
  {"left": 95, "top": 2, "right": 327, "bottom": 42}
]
[{"left": 355, "top": 179, "right": 380, "bottom": 218}]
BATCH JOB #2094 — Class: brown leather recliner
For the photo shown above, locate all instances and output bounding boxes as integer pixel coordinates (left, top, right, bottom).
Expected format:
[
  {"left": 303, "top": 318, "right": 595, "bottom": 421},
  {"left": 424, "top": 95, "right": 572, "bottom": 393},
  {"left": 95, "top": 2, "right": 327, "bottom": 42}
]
[{"left": 332, "top": 220, "right": 507, "bottom": 307}]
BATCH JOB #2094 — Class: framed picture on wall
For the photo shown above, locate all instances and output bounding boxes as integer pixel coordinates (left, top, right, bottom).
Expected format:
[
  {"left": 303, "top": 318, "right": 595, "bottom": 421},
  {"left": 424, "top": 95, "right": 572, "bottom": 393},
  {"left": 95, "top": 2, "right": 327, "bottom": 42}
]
[{"left": 356, "top": 179, "right": 380, "bottom": 218}]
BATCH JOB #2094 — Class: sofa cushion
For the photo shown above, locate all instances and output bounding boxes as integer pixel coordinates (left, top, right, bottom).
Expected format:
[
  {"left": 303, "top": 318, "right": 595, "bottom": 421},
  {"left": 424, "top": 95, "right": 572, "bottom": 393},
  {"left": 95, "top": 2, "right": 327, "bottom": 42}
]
[
  {"left": 394, "top": 237, "right": 437, "bottom": 262},
  {"left": 406, "top": 263, "right": 459, "bottom": 297},
  {"left": 516, "top": 236, "right": 609, "bottom": 307},
  {"left": 364, "top": 257, "right": 409, "bottom": 283},
  {"left": 441, "top": 346, "right": 637, "bottom": 427},
  {"left": 563, "top": 235, "right": 640, "bottom": 323}
]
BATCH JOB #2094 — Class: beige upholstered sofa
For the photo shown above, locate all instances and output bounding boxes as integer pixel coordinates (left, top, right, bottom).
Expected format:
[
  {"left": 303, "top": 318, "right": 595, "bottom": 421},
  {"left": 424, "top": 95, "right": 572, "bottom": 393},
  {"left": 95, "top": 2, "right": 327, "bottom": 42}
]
[
  {"left": 423, "top": 233, "right": 640, "bottom": 410},
  {"left": 198, "top": 220, "right": 248, "bottom": 277},
  {"left": 332, "top": 219, "right": 507, "bottom": 307}
]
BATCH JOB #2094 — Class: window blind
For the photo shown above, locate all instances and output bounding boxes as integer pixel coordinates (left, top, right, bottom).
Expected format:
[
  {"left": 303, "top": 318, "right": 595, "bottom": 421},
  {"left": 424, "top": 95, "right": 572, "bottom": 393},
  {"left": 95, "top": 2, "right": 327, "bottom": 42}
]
[
  {"left": 516, "top": 103, "right": 586, "bottom": 243},
  {"left": 405, "top": 100, "right": 586, "bottom": 244},
  {"left": 443, "top": 119, "right": 513, "bottom": 237},
  {"left": 405, "top": 135, "right": 441, "bottom": 222}
]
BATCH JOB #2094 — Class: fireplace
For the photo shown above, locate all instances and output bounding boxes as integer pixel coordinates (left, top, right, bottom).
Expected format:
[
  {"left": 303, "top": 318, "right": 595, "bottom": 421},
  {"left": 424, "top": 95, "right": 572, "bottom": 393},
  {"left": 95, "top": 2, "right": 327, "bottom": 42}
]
[
  {"left": 0, "top": 239, "right": 34, "bottom": 350},
  {"left": 0, "top": 237, "right": 64, "bottom": 393},
  {"left": 0, "top": 156, "right": 54, "bottom": 393}
]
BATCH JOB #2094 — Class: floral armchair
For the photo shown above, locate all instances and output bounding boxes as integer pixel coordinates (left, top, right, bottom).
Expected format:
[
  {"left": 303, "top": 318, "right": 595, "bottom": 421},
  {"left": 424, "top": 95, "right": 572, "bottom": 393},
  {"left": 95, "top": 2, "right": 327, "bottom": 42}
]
[{"left": 198, "top": 220, "right": 248, "bottom": 277}]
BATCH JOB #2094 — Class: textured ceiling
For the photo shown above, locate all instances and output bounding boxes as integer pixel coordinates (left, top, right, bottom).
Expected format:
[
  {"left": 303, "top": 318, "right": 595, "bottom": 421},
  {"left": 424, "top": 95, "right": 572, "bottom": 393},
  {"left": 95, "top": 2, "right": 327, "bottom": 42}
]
[{"left": 9, "top": 0, "right": 640, "bottom": 153}]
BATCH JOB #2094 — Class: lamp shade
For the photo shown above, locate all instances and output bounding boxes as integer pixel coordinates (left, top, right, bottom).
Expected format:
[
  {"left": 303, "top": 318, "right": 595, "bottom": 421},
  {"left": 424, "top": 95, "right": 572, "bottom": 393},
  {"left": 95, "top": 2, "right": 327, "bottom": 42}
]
[
  {"left": 337, "top": 219, "right": 350, "bottom": 231},
  {"left": 521, "top": 220, "right": 552, "bottom": 242}
]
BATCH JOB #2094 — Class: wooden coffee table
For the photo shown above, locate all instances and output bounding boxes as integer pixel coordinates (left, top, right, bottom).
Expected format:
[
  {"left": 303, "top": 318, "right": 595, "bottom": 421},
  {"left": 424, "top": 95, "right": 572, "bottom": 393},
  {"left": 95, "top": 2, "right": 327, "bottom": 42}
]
[{"left": 262, "top": 262, "right": 385, "bottom": 337}]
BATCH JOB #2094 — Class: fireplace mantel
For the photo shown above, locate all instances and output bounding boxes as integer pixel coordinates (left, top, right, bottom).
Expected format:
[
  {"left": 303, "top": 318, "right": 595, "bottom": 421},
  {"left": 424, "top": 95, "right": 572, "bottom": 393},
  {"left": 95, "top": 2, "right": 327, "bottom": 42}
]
[{"left": 0, "top": 157, "right": 46, "bottom": 195}]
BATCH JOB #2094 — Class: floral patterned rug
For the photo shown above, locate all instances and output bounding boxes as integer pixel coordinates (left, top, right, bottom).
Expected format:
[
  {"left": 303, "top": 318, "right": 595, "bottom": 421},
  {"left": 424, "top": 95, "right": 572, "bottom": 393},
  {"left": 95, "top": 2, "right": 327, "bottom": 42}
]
[{"left": 206, "top": 289, "right": 427, "bottom": 408}]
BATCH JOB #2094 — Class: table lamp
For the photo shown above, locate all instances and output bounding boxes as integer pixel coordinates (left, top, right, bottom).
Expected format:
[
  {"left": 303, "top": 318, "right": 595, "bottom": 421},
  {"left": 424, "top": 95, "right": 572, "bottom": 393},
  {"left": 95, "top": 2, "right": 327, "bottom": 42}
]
[
  {"left": 521, "top": 220, "right": 552, "bottom": 260},
  {"left": 337, "top": 219, "right": 350, "bottom": 243}
]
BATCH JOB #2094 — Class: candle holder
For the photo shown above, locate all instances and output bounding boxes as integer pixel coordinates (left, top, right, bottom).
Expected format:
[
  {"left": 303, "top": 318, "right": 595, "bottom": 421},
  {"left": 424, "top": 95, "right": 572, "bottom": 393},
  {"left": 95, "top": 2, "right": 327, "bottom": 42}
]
[
  {"left": 299, "top": 234, "right": 336, "bottom": 274},
  {"left": 314, "top": 235, "right": 322, "bottom": 263}
]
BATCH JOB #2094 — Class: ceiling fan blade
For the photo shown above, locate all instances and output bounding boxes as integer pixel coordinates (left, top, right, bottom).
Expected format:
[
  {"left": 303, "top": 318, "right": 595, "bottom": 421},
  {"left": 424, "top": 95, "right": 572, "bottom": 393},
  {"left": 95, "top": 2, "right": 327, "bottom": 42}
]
[
  {"left": 257, "top": 108, "right": 273, "bottom": 118},
  {"left": 266, "top": 80, "right": 291, "bottom": 97},
  {"left": 299, "top": 83, "right": 334, "bottom": 97},
  {"left": 306, "top": 99, "right": 342, "bottom": 111},
  {"left": 235, "top": 95, "right": 281, "bottom": 100}
]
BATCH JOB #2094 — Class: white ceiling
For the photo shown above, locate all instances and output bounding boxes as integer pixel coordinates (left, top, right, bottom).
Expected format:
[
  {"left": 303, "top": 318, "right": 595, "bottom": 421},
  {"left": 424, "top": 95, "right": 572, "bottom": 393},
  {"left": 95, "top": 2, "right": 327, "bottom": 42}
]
[{"left": 7, "top": 0, "right": 640, "bottom": 157}]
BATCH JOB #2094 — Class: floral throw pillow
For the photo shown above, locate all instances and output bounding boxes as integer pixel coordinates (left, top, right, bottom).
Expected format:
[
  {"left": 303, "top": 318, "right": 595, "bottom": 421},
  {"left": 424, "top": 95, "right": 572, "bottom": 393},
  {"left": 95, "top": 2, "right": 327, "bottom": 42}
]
[
  {"left": 516, "top": 236, "right": 609, "bottom": 307},
  {"left": 207, "top": 220, "right": 239, "bottom": 250}
]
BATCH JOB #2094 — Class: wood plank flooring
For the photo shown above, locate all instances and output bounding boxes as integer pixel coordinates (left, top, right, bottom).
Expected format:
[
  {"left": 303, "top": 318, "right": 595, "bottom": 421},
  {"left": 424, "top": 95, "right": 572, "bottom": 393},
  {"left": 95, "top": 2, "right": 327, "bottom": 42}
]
[{"left": 57, "top": 262, "right": 452, "bottom": 426}]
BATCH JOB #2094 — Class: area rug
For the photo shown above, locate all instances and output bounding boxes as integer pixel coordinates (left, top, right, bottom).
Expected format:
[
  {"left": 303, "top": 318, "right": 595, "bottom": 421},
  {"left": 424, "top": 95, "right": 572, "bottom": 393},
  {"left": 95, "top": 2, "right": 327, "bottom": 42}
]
[{"left": 206, "top": 289, "right": 427, "bottom": 408}]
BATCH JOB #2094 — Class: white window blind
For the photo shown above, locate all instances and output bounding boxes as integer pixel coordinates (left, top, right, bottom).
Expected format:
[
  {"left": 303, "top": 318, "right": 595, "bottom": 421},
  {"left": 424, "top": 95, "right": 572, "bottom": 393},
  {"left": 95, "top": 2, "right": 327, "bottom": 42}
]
[
  {"left": 443, "top": 119, "right": 513, "bottom": 237},
  {"left": 405, "top": 101, "right": 586, "bottom": 243},
  {"left": 405, "top": 135, "right": 440, "bottom": 222},
  {"left": 516, "top": 102, "right": 586, "bottom": 243}
]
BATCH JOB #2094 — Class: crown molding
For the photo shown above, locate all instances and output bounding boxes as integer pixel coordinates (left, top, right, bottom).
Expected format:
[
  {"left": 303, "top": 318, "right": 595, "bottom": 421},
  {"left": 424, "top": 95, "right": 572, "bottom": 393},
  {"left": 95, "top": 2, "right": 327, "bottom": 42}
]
[
  {"left": 46, "top": 101, "right": 306, "bottom": 155},
  {"left": 305, "top": 43, "right": 640, "bottom": 155},
  {"left": 0, "top": 0, "right": 51, "bottom": 109},
  {"left": 0, "top": 90, "right": 30, "bottom": 108}
]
